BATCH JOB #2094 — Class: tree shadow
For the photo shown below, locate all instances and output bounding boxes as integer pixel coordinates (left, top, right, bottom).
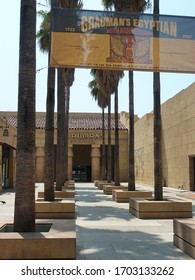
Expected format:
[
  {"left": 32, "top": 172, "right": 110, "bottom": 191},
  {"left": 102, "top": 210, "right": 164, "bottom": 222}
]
[
  {"left": 76, "top": 225, "right": 192, "bottom": 260},
  {"left": 75, "top": 183, "right": 193, "bottom": 260}
]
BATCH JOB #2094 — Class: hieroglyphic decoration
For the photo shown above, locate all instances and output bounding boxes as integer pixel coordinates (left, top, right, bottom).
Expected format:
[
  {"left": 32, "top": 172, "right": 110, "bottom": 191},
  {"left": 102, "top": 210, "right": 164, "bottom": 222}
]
[{"left": 50, "top": 8, "right": 195, "bottom": 73}]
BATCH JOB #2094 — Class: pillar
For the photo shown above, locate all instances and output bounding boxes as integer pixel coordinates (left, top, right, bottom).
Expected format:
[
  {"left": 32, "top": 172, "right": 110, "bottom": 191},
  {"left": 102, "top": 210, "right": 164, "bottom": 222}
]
[
  {"left": 0, "top": 145, "right": 2, "bottom": 191},
  {"left": 68, "top": 146, "right": 73, "bottom": 180},
  {"left": 91, "top": 145, "right": 101, "bottom": 182},
  {"left": 36, "top": 147, "right": 45, "bottom": 182}
]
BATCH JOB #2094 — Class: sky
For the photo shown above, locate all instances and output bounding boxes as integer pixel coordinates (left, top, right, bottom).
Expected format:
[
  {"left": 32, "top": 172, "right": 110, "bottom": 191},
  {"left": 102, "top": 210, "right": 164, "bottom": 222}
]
[{"left": 1, "top": 0, "right": 195, "bottom": 118}]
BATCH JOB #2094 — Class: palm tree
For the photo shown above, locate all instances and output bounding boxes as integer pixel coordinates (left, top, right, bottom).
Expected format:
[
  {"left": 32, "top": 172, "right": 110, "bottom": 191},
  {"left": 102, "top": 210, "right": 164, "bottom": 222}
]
[
  {"left": 55, "top": 67, "right": 65, "bottom": 190},
  {"left": 89, "top": 69, "right": 112, "bottom": 182},
  {"left": 37, "top": 8, "right": 56, "bottom": 201},
  {"left": 153, "top": 0, "right": 163, "bottom": 200},
  {"left": 14, "top": 0, "right": 36, "bottom": 232},
  {"left": 55, "top": 0, "right": 83, "bottom": 190},
  {"left": 89, "top": 72, "right": 108, "bottom": 181},
  {"left": 102, "top": 0, "right": 150, "bottom": 190},
  {"left": 62, "top": 68, "right": 75, "bottom": 183},
  {"left": 95, "top": 69, "right": 123, "bottom": 183}
]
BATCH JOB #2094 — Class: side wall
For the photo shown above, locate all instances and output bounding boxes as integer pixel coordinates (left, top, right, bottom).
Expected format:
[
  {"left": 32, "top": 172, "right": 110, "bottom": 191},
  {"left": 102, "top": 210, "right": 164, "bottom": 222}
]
[
  {"left": 161, "top": 83, "right": 195, "bottom": 189},
  {"left": 134, "top": 82, "right": 195, "bottom": 190},
  {"left": 134, "top": 113, "right": 154, "bottom": 185}
]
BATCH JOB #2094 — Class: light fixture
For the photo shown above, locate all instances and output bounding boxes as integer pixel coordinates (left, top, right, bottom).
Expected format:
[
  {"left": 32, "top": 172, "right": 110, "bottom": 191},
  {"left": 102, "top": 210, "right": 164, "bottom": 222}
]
[{"left": 0, "top": 118, "right": 9, "bottom": 137}]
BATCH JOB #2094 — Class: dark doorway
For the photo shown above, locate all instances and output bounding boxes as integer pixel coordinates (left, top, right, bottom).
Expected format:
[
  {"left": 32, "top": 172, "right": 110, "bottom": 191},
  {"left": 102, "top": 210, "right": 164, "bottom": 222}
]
[
  {"left": 72, "top": 145, "right": 91, "bottom": 181},
  {"left": 189, "top": 156, "right": 195, "bottom": 191}
]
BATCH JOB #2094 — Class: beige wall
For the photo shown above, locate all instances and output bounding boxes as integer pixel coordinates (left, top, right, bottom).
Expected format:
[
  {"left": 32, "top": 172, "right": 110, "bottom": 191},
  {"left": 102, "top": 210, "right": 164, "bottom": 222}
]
[
  {"left": 134, "top": 113, "right": 154, "bottom": 185},
  {"left": 134, "top": 82, "right": 195, "bottom": 190},
  {"left": 161, "top": 83, "right": 195, "bottom": 190}
]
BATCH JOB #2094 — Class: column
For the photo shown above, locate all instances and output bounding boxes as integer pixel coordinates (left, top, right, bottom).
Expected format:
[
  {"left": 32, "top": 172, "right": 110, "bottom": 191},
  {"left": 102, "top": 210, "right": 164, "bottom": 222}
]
[
  {"left": 0, "top": 145, "right": 2, "bottom": 190},
  {"left": 91, "top": 145, "right": 101, "bottom": 182},
  {"left": 68, "top": 146, "right": 73, "bottom": 180},
  {"left": 36, "top": 147, "right": 45, "bottom": 182}
]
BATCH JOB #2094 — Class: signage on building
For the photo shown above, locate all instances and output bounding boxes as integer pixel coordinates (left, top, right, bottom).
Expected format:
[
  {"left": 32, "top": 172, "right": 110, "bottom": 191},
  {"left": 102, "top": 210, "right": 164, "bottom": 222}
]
[
  {"left": 50, "top": 8, "right": 195, "bottom": 73},
  {"left": 68, "top": 132, "right": 102, "bottom": 144}
]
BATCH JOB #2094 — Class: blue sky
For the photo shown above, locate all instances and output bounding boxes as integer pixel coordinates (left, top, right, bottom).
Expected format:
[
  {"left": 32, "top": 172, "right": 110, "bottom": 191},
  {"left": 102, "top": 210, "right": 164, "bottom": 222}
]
[{"left": 1, "top": 0, "right": 195, "bottom": 118}]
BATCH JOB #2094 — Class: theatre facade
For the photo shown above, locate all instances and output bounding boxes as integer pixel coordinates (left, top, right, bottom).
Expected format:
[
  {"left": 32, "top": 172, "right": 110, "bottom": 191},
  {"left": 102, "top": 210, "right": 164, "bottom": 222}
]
[
  {"left": 0, "top": 112, "right": 129, "bottom": 190},
  {"left": 1, "top": 82, "right": 195, "bottom": 191}
]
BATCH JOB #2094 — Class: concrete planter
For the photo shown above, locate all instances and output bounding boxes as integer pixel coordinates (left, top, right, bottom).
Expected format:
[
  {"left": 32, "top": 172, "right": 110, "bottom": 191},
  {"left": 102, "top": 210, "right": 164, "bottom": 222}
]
[
  {"left": 103, "top": 185, "right": 127, "bottom": 195},
  {"left": 129, "top": 197, "right": 192, "bottom": 219},
  {"left": 64, "top": 180, "right": 75, "bottom": 189},
  {"left": 173, "top": 218, "right": 195, "bottom": 259},
  {"left": 94, "top": 180, "right": 102, "bottom": 187},
  {"left": 113, "top": 190, "right": 153, "bottom": 202},
  {"left": 35, "top": 199, "right": 75, "bottom": 219},
  {"left": 0, "top": 219, "right": 76, "bottom": 259},
  {"left": 98, "top": 182, "right": 115, "bottom": 190},
  {"left": 38, "top": 190, "right": 75, "bottom": 199}
]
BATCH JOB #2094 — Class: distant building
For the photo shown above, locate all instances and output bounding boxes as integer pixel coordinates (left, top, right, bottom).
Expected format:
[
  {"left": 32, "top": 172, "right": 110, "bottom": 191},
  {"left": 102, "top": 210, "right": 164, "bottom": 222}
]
[
  {"left": 1, "top": 82, "right": 195, "bottom": 191},
  {"left": 0, "top": 112, "right": 128, "bottom": 189}
]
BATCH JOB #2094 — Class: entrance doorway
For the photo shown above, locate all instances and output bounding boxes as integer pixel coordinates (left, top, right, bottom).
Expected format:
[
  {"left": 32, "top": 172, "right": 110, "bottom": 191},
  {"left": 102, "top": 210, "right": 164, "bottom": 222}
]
[
  {"left": 189, "top": 156, "right": 195, "bottom": 191},
  {"left": 72, "top": 145, "right": 91, "bottom": 181}
]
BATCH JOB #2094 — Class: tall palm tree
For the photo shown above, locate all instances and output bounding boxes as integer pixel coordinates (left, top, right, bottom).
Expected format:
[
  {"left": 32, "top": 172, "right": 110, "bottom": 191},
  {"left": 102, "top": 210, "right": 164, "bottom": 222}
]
[
  {"left": 89, "top": 69, "right": 112, "bottom": 182},
  {"left": 14, "top": 0, "right": 36, "bottom": 232},
  {"left": 95, "top": 69, "right": 123, "bottom": 183},
  {"left": 153, "top": 0, "right": 163, "bottom": 200},
  {"left": 62, "top": 68, "right": 75, "bottom": 183},
  {"left": 37, "top": 8, "right": 56, "bottom": 201},
  {"left": 102, "top": 0, "right": 150, "bottom": 190},
  {"left": 89, "top": 73, "right": 108, "bottom": 181},
  {"left": 56, "top": 67, "right": 65, "bottom": 190},
  {"left": 55, "top": 0, "right": 83, "bottom": 190}
]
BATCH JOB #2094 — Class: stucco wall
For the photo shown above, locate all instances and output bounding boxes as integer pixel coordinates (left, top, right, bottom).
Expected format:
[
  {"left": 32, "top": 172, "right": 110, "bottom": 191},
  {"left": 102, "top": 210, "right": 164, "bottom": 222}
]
[
  {"left": 134, "top": 82, "right": 195, "bottom": 190},
  {"left": 134, "top": 113, "right": 154, "bottom": 185},
  {"left": 161, "top": 82, "right": 195, "bottom": 189}
]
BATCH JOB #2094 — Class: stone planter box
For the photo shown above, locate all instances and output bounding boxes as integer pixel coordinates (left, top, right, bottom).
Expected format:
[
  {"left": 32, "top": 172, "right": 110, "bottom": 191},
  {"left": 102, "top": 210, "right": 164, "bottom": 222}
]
[
  {"left": 129, "top": 197, "right": 192, "bottom": 219},
  {"left": 113, "top": 190, "right": 153, "bottom": 202},
  {"left": 173, "top": 218, "right": 195, "bottom": 259},
  {"left": 94, "top": 180, "right": 102, "bottom": 187},
  {"left": 62, "top": 184, "right": 75, "bottom": 190},
  {"left": 98, "top": 182, "right": 115, "bottom": 190},
  {"left": 94, "top": 180, "right": 109, "bottom": 188},
  {"left": 64, "top": 180, "right": 75, "bottom": 188},
  {"left": 0, "top": 218, "right": 76, "bottom": 259},
  {"left": 103, "top": 185, "right": 127, "bottom": 195},
  {"left": 38, "top": 190, "right": 75, "bottom": 199},
  {"left": 35, "top": 199, "right": 75, "bottom": 219}
]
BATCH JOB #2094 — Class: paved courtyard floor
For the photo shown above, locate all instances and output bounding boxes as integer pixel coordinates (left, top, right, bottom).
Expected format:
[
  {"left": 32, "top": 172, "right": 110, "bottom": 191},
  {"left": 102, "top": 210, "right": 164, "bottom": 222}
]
[
  {"left": 0, "top": 182, "right": 195, "bottom": 260},
  {"left": 76, "top": 183, "right": 195, "bottom": 260}
]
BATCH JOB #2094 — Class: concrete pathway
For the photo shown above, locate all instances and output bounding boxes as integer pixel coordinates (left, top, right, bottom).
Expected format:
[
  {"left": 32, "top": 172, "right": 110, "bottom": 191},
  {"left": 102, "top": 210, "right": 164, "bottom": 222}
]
[
  {"left": 76, "top": 183, "right": 194, "bottom": 260},
  {"left": 0, "top": 182, "right": 195, "bottom": 260}
]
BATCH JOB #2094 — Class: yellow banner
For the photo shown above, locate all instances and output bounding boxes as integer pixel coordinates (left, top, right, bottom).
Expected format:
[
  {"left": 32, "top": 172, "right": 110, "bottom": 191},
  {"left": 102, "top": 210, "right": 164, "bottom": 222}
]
[{"left": 50, "top": 8, "right": 195, "bottom": 73}]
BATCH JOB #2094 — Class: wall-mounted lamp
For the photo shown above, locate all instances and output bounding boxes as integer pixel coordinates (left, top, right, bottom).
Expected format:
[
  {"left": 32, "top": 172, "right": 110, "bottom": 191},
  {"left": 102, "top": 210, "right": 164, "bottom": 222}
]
[{"left": 0, "top": 118, "right": 9, "bottom": 137}]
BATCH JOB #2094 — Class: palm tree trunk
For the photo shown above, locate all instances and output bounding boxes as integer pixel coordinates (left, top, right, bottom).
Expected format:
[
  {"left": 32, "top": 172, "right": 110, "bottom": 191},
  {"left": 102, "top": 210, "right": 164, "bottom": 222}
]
[
  {"left": 107, "top": 94, "right": 112, "bottom": 183},
  {"left": 114, "top": 88, "right": 120, "bottom": 186},
  {"left": 153, "top": 0, "right": 163, "bottom": 200},
  {"left": 44, "top": 66, "right": 55, "bottom": 201},
  {"left": 14, "top": 0, "right": 36, "bottom": 232},
  {"left": 56, "top": 68, "right": 65, "bottom": 191},
  {"left": 64, "top": 85, "right": 70, "bottom": 182},
  {"left": 101, "top": 108, "right": 106, "bottom": 181},
  {"left": 128, "top": 71, "right": 135, "bottom": 191}
]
